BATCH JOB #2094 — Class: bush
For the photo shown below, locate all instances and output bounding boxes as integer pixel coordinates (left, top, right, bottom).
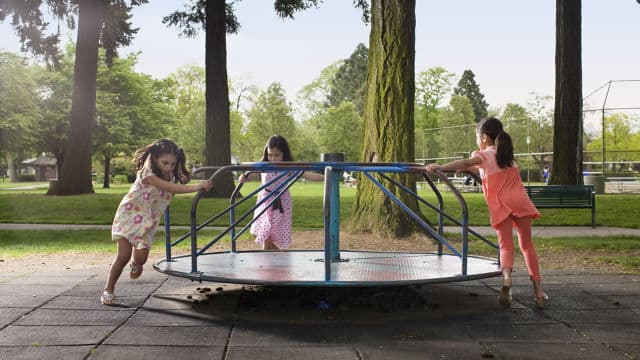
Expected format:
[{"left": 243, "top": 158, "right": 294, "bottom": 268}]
[
  {"left": 111, "top": 157, "right": 136, "bottom": 184},
  {"left": 519, "top": 168, "right": 543, "bottom": 182},
  {"left": 18, "top": 174, "right": 36, "bottom": 182},
  {"left": 112, "top": 174, "right": 129, "bottom": 184}
]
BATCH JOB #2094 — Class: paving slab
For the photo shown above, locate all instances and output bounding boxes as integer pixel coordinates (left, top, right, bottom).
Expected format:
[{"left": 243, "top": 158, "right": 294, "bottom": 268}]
[
  {"left": 544, "top": 308, "right": 640, "bottom": 324},
  {"left": 0, "top": 325, "right": 115, "bottom": 346},
  {"left": 15, "top": 308, "right": 134, "bottom": 326},
  {"left": 230, "top": 321, "right": 349, "bottom": 346},
  {"left": 226, "top": 345, "right": 358, "bottom": 360},
  {"left": 125, "top": 308, "right": 231, "bottom": 326},
  {"left": 42, "top": 295, "right": 147, "bottom": 309},
  {"left": 486, "top": 342, "right": 628, "bottom": 360},
  {"left": 0, "top": 307, "right": 31, "bottom": 328},
  {"left": 90, "top": 345, "right": 224, "bottom": 360},
  {"left": 104, "top": 325, "right": 230, "bottom": 346},
  {"left": 356, "top": 341, "right": 487, "bottom": 360},
  {"left": 0, "top": 345, "right": 94, "bottom": 360},
  {"left": 465, "top": 323, "right": 589, "bottom": 343}
]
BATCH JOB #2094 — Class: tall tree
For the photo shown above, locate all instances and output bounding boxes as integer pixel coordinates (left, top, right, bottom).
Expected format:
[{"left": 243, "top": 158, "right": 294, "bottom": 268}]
[
  {"left": 1, "top": 0, "right": 147, "bottom": 195},
  {"left": 550, "top": 0, "right": 583, "bottom": 185},
  {"left": 163, "top": 0, "right": 320, "bottom": 196},
  {"left": 0, "top": 52, "right": 40, "bottom": 181},
  {"left": 352, "top": 0, "right": 417, "bottom": 237},
  {"left": 244, "top": 83, "right": 298, "bottom": 161},
  {"left": 415, "top": 66, "right": 455, "bottom": 130},
  {"left": 327, "top": 43, "right": 368, "bottom": 115},
  {"left": 453, "top": 69, "right": 488, "bottom": 123}
]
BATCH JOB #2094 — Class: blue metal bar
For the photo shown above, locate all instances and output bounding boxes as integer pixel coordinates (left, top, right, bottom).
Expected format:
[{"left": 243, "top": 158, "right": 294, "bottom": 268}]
[
  {"left": 363, "top": 172, "right": 462, "bottom": 258},
  {"left": 378, "top": 172, "right": 496, "bottom": 251},
  {"left": 196, "top": 170, "right": 304, "bottom": 256},
  {"left": 164, "top": 208, "right": 171, "bottom": 261}
]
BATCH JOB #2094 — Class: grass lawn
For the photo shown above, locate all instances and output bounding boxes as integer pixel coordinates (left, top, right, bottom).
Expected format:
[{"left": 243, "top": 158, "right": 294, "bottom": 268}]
[{"left": 1, "top": 181, "right": 639, "bottom": 228}]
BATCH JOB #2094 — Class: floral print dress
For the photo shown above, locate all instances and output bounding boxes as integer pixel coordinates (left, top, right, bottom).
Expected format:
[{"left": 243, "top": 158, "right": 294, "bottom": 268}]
[
  {"left": 250, "top": 171, "right": 293, "bottom": 249},
  {"left": 112, "top": 164, "right": 173, "bottom": 250}
]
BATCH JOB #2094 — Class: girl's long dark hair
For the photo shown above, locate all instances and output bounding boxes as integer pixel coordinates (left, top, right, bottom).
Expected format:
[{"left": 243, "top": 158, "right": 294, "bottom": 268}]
[
  {"left": 261, "top": 135, "right": 294, "bottom": 161},
  {"left": 477, "top": 117, "right": 514, "bottom": 169},
  {"left": 133, "top": 138, "right": 190, "bottom": 184}
]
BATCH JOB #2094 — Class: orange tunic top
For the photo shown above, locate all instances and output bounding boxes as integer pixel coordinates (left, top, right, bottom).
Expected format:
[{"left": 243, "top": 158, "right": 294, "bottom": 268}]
[{"left": 472, "top": 147, "right": 540, "bottom": 228}]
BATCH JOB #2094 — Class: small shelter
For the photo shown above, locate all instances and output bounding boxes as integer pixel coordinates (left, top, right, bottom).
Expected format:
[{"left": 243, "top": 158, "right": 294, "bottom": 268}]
[{"left": 21, "top": 154, "right": 57, "bottom": 181}]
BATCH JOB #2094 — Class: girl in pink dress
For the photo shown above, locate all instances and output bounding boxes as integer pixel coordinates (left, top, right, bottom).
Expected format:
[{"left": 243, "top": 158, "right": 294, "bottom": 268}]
[
  {"left": 240, "top": 135, "right": 324, "bottom": 250},
  {"left": 101, "top": 139, "right": 212, "bottom": 305},
  {"left": 425, "top": 118, "right": 547, "bottom": 309}
]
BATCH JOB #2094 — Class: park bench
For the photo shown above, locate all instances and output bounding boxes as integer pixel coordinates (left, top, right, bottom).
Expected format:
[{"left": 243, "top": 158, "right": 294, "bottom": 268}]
[{"left": 524, "top": 185, "right": 596, "bottom": 228}]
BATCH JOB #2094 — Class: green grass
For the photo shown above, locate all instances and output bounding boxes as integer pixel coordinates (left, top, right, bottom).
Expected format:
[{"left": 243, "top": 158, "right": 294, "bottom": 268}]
[
  {"left": 1, "top": 181, "right": 638, "bottom": 228},
  {"left": 0, "top": 229, "right": 223, "bottom": 258}
]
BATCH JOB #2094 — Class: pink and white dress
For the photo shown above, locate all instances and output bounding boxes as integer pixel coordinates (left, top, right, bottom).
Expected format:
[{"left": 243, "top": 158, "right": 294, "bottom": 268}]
[
  {"left": 111, "top": 162, "right": 173, "bottom": 250},
  {"left": 250, "top": 172, "right": 293, "bottom": 249}
]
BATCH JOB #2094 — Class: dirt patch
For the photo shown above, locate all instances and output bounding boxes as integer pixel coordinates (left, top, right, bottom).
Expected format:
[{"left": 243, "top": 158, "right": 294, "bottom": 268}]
[{"left": 1, "top": 229, "right": 637, "bottom": 275}]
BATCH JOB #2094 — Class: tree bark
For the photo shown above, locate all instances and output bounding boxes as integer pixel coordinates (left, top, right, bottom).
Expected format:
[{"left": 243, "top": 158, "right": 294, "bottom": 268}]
[
  {"left": 102, "top": 156, "right": 111, "bottom": 188},
  {"left": 550, "top": 0, "right": 583, "bottom": 185},
  {"left": 47, "top": 0, "right": 101, "bottom": 195},
  {"left": 203, "top": 0, "right": 236, "bottom": 197},
  {"left": 351, "top": 0, "right": 418, "bottom": 237}
]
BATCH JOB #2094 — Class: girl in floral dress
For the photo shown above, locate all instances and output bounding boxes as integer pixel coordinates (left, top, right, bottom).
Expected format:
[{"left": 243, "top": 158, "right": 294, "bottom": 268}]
[
  {"left": 239, "top": 135, "right": 324, "bottom": 250},
  {"left": 101, "top": 139, "right": 212, "bottom": 305}
]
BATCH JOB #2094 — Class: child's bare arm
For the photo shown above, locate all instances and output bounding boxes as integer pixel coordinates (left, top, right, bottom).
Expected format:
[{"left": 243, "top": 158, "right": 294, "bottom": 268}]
[
  {"left": 143, "top": 175, "right": 212, "bottom": 194},
  {"left": 425, "top": 156, "right": 481, "bottom": 173}
]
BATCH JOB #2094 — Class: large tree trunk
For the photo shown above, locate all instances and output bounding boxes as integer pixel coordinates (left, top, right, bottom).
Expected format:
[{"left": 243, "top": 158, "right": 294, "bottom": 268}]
[
  {"left": 550, "top": 0, "right": 583, "bottom": 185},
  {"left": 102, "top": 156, "right": 111, "bottom": 188},
  {"left": 47, "top": 0, "right": 101, "bottom": 195},
  {"left": 203, "top": 0, "right": 235, "bottom": 197},
  {"left": 351, "top": 0, "right": 418, "bottom": 237}
]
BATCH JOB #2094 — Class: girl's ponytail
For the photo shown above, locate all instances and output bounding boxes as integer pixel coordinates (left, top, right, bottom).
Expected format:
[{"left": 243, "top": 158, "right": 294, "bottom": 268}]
[{"left": 495, "top": 131, "right": 515, "bottom": 168}]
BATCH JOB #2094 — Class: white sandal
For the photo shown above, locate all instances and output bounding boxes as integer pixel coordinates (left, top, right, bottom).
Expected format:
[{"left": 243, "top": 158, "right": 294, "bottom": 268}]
[
  {"left": 100, "top": 291, "right": 115, "bottom": 305},
  {"left": 129, "top": 262, "right": 143, "bottom": 279}
]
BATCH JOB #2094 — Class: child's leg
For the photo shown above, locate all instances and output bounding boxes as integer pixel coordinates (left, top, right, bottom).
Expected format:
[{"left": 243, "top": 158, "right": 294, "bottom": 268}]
[
  {"left": 104, "top": 237, "right": 133, "bottom": 294},
  {"left": 262, "top": 237, "right": 280, "bottom": 251},
  {"left": 513, "top": 216, "right": 541, "bottom": 282},
  {"left": 130, "top": 246, "right": 150, "bottom": 279},
  {"left": 513, "top": 216, "right": 546, "bottom": 303},
  {"left": 494, "top": 217, "right": 515, "bottom": 281}
]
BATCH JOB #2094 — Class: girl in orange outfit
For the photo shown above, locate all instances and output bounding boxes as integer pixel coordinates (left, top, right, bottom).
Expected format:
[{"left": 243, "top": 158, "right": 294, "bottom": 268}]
[{"left": 425, "top": 117, "right": 547, "bottom": 309}]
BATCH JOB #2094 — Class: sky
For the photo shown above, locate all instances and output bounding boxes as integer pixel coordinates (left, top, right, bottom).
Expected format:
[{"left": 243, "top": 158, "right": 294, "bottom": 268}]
[{"left": 1, "top": 1, "right": 639, "bottom": 116}]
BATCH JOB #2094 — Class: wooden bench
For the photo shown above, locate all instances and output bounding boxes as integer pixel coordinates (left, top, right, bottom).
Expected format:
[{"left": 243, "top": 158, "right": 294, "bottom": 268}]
[{"left": 525, "top": 185, "right": 596, "bottom": 228}]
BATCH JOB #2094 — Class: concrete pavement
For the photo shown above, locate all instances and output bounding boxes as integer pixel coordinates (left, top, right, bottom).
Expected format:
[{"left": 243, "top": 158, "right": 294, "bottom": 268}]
[{"left": 0, "top": 265, "right": 639, "bottom": 359}]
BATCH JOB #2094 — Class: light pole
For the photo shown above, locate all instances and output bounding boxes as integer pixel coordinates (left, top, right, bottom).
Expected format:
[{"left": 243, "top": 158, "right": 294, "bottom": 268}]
[{"left": 527, "top": 117, "right": 531, "bottom": 185}]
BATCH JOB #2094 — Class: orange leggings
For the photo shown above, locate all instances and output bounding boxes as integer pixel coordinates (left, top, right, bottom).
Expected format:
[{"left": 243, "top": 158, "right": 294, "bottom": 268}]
[{"left": 494, "top": 215, "right": 541, "bottom": 281}]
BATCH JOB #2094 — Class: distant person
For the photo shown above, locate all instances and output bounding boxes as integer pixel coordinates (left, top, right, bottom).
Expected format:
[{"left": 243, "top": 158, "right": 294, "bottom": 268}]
[
  {"left": 425, "top": 117, "right": 547, "bottom": 309},
  {"left": 239, "top": 135, "right": 324, "bottom": 250},
  {"left": 543, "top": 166, "right": 550, "bottom": 184},
  {"left": 101, "top": 139, "right": 212, "bottom": 305}
]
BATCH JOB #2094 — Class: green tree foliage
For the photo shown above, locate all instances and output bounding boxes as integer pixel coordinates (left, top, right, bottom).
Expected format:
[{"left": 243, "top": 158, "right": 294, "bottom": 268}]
[
  {"left": 168, "top": 65, "right": 206, "bottom": 166},
  {"left": 453, "top": 69, "right": 488, "bottom": 123},
  {"left": 435, "top": 95, "right": 476, "bottom": 158},
  {"left": 327, "top": 43, "right": 368, "bottom": 115},
  {"left": 1, "top": 0, "right": 148, "bottom": 195},
  {"left": 163, "top": 0, "right": 321, "bottom": 196},
  {"left": 0, "top": 52, "right": 40, "bottom": 180},
  {"left": 244, "top": 83, "right": 298, "bottom": 161},
  {"left": 315, "top": 102, "right": 364, "bottom": 162},
  {"left": 94, "top": 51, "right": 171, "bottom": 188},
  {"left": 296, "top": 61, "right": 341, "bottom": 118},
  {"left": 551, "top": 0, "right": 583, "bottom": 185},
  {"left": 415, "top": 66, "right": 455, "bottom": 130},
  {"left": 585, "top": 113, "right": 640, "bottom": 172},
  {"left": 352, "top": 0, "right": 417, "bottom": 237}
]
